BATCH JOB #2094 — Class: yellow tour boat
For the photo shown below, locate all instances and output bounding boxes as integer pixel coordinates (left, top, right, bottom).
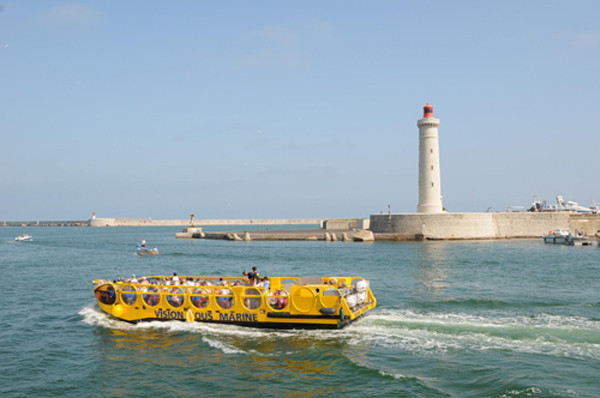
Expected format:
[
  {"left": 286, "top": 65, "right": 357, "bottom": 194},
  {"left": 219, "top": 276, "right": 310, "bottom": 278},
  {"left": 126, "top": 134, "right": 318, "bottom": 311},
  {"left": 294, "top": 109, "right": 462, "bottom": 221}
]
[{"left": 93, "top": 275, "right": 377, "bottom": 329}]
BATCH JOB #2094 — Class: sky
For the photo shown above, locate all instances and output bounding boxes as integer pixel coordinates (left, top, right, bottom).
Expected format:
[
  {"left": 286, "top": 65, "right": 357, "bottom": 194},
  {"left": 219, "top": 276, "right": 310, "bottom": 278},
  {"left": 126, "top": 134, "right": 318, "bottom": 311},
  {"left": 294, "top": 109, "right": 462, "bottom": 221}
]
[{"left": 1, "top": 1, "right": 600, "bottom": 221}]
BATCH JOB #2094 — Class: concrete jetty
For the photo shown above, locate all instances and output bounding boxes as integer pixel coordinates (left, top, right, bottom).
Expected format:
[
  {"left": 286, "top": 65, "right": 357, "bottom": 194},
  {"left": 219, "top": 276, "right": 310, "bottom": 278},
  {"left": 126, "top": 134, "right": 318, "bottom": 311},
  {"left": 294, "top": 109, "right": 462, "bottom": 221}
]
[
  {"left": 90, "top": 217, "right": 322, "bottom": 227},
  {"left": 1, "top": 217, "right": 322, "bottom": 228},
  {"left": 176, "top": 228, "right": 374, "bottom": 242},
  {"left": 1, "top": 220, "right": 90, "bottom": 227}
]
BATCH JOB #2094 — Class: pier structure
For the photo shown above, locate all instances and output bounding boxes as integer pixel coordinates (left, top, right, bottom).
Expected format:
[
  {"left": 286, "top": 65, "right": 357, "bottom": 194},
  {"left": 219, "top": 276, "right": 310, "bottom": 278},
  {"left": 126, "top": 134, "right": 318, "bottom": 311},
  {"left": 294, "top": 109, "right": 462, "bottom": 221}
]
[{"left": 89, "top": 217, "right": 322, "bottom": 227}]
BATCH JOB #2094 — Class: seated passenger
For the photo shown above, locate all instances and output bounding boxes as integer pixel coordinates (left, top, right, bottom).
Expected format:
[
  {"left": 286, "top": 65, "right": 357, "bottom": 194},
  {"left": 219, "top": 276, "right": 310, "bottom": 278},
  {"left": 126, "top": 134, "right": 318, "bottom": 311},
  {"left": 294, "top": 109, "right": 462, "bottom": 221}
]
[
  {"left": 217, "top": 288, "right": 233, "bottom": 309},
  {"left": 167, "top": 287, "right": 183, "bottom": 306},
  {"left": 262, "top": 276, "right": 270, "bottom": 291},
  {"left": 191, "top": 288, "right": 209, "bottom": 308},
  {"left": 269, "top": 289, "right": 288, "bottom": 310}
]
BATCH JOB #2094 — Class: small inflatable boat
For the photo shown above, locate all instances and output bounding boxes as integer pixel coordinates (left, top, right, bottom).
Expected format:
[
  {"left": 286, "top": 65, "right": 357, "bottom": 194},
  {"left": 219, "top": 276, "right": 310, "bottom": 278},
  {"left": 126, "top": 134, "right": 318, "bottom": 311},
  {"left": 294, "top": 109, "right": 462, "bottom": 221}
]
[{"left": 136, "top": 247, "right": 159, "bottom": 255}]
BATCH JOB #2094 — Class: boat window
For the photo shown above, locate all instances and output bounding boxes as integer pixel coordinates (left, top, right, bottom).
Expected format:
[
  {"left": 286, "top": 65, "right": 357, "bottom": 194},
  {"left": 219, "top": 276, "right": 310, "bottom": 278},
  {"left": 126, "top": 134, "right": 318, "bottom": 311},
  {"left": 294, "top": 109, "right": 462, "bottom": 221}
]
[
  {"left": 96, "top": 284, "right": 116, "bottom": 305},
  {"left": 267, "top": 289, "right": 289, "bottom": 311},
  {"left": 166, "top": 287, "right": 184, "bottom": 308},
  {"left": 243, "top": 288, "right": 262, "bottom": 310},
  {"left": 142, "top": 286, "right": 160, "bottom": 307},
  {"left": 121, "top": 284, "right": 137, "bottom": 306},
  {"left": 190, "top": 288, "right": 210, "bottom": 309},
  {"left": 216, "top": 288, "right": 234, "bottom": 310},
  {"left": 351, "top": 278, "right": 368, "bottom": 292}
]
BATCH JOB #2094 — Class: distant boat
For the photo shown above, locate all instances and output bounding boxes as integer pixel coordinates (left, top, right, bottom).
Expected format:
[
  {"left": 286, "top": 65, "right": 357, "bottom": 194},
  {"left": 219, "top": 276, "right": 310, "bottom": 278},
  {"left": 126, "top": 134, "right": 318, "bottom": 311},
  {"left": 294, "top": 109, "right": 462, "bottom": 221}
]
[
  {"left": 543, "top": 230, "right": 596, "bottom": 246},
  {"left": 137, "top": 246, "right": 159, "bottom": 255},
  {"left": 530, "top": 195, "right": 597, "bottom": 213},
  {"left": 15, "top": 234, "right": 32, "bottom": 241},
  {"left": 543, "top": 229, "right": 573, "bottom": 244}
]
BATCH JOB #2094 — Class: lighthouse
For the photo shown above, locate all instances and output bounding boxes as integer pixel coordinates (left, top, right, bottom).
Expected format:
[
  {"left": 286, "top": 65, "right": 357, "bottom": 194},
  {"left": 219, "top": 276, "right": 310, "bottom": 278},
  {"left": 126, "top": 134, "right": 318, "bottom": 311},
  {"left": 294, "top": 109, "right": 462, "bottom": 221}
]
[{"left": 417, "top": 103, "right": 443, "bottom": 213}]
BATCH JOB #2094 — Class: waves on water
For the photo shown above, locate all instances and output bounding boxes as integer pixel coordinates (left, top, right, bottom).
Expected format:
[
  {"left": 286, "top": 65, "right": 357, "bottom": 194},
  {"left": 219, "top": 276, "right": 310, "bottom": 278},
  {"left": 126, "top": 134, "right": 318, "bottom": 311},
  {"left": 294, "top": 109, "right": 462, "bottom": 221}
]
[
  {"left": 79, "top": 305, "right": 600, "bottom": 360},
  {"left": 351, "top": 309, "right": 600, "bottom": 360}
]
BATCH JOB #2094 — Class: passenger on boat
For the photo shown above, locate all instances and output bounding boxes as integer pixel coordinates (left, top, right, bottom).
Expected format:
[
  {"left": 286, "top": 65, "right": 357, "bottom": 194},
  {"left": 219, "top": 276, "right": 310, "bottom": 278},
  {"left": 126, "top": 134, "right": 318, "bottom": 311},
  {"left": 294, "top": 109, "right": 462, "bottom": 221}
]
[
  {"left": 269, "top": 289, "right": 288, "bottom": 310},
  {"left": 167, "top": 287, "right": 183, "bottom": 306},
  {"left": 131, "top": 275, "right": 138, "bottom": 284},
  {"left": 141, "top": 240, "right": 146, "bottom": 248},
  {"left": 172, "top": 272, "right": 180, "bottom": 285},
  {"left": 243, "top": 267, "right": 260, "bottom": 286},
  {"left": 142, "top": 284, "right": 160, "bottom": 306},
  {"left": 260, "top": 276, "right": 270, "bottom": 291},
  {"left": 217, "top": 288, "right": 233, "bottom": 309},
  {"left": 191, "top": 288, "right": 209, "bottom": 308}
]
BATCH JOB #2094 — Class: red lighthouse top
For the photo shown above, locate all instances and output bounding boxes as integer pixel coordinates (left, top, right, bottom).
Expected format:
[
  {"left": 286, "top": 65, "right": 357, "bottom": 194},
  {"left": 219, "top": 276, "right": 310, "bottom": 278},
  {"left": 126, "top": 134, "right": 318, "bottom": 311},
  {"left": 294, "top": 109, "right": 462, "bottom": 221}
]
[{"left": 423, "top": 103, "right": 434, "bottom": 118}]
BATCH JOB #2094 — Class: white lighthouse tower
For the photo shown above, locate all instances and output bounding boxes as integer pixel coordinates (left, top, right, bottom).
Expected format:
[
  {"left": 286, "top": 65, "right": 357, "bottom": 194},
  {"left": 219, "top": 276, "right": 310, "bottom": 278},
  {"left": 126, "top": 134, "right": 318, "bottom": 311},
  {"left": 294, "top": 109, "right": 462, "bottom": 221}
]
[{"left": 417, "top": 103, "right": 444, "bottom": 213}]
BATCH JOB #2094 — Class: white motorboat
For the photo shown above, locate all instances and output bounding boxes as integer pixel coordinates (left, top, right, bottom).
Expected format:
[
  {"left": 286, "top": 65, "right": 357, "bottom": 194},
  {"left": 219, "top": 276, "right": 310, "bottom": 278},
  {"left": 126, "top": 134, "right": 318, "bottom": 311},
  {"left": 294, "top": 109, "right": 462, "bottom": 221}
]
[
  {"left": 543, "top": 230, "right": 596, "bottom": 246},
  {"left": 15, "top": 234, "right": 33, "bottom": 242},
  {"left": 543, "top": 230, "right": 573, "bottom": 244},
  {"left": 530, "top": 195, "right": 597, "bottom": 213}
]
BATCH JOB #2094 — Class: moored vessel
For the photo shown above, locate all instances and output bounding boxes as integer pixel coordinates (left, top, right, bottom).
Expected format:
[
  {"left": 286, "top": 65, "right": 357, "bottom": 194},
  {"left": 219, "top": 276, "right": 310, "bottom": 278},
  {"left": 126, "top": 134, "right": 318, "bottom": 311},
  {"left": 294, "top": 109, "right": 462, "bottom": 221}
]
[
  {"left": 543, "top": 229, "right": 573, "bottom": 244},
  {"left": 93, "top": 275, "right": 376, "bottom": 329},
  {"left": 543, "top": 229, "right": 597, "bottom": 246}
]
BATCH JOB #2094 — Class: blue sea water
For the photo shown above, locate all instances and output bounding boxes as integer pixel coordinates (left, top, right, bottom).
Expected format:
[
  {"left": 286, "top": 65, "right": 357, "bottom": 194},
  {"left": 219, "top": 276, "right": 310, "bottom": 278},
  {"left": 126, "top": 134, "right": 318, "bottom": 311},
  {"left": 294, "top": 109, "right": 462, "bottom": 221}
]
[{"left": 0, "top": 226, "right": 599, "bottom": 397}]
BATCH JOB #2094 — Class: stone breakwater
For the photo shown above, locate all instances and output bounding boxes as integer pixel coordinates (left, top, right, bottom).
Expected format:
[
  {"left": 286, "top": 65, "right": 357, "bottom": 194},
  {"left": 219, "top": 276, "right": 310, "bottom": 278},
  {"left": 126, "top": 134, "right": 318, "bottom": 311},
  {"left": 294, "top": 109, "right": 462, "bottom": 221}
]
[
  {"left": 89, "top": 217, "right": 322, "bottom": 227},
  {"left": 369, "top": 212, "right": 600, "bottom": 240},
  {"left": 1, "top": 217, "right": 323, "bottom": 228},
  {"left": 176, "top": 228, "right": 375, "bottom": 242},
  {"left": 1, "top": 220, "right": 90, "bottom": 227}
]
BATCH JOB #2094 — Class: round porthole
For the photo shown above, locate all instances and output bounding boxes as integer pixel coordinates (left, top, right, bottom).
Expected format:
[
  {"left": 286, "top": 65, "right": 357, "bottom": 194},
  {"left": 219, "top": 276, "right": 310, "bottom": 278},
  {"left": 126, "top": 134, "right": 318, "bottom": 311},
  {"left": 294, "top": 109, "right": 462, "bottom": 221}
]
[
  {"left": 142, "top": 286, "right": 160, "bottom": 307},
  {"left": 267, "top": 289, "right": 289, "bottom": 311},
  {"left": 166, "top": 287, "right": 184, "bottom": 308},
  {"left": 95, "top": 284, "right": 116, "bottom": 305},
  {"left": 242, "top": 288, "right": 262, "bottom": 310},
  {"left": 190, "top": 288, "right": 210, "bottom": 309},
  {"left": 120, "top": 284, "right": 137, "bottom": 306},
  {"left": 216, "top": 288, "right": 234, "bottom": 310}
]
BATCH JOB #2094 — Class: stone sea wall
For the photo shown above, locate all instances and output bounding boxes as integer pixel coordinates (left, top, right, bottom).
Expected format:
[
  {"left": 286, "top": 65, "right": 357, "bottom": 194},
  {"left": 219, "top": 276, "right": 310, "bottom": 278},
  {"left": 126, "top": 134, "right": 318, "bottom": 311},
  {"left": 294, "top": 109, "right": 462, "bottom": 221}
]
[
  {"left": 89, "top": 217, "right": 322, "bottom": 227},
  {"left": 369, "top": 212, "right": 580, "bottom": 240}
]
